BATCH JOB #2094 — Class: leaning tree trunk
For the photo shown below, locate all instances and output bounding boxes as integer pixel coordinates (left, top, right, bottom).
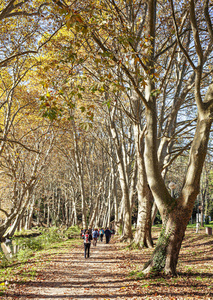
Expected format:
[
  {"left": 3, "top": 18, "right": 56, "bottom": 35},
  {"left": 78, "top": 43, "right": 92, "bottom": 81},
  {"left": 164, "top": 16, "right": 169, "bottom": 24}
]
[
  {"left": 142, "top": 0, "right": 213, "bottom": 273},
  {"left": 143, "top": 204, "right": 190, "bottom": 275},
  {"left": 143, "top": 83, "right": 213, "bottom": 275}
]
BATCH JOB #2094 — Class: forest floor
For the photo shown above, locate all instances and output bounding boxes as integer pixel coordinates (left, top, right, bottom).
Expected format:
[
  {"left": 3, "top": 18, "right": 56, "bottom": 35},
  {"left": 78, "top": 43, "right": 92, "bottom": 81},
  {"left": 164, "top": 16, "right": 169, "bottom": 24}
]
[{"left": 1, "top": 227, "right": 213, "bottom": 300}]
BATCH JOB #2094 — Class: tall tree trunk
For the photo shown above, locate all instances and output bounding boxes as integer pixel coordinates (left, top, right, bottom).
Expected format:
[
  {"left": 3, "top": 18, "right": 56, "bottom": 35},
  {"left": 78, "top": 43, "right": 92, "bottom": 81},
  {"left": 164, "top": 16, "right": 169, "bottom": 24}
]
[
  {"left": 143, "top": 84, "right": 213, "bottom": 275},
  {"left": 36, "top": 197, "right": 41, "bottom": 225},
  {"left": 89, "top": 181, "right": 103, "bottom": 228},
  {"left": 133, "top": 123, "right": 153, "bottom": 248},
  {"left": 72, "top": 120, "right": 87, "bottom": 228},
  {"left": 109, "top": 106, "right": 133, "bottom": 241},
  {"left": 25, "top": 195, "right": 36, "bottom": 230},
  {"left": 47, "top": 202, "right": 50, "bottom": 227}
]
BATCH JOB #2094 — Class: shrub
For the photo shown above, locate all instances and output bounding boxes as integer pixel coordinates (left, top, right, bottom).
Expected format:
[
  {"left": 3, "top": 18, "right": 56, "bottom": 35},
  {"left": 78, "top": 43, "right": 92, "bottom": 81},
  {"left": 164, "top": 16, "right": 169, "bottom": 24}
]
[
  {"left": 0, "top": 251, "right": 10, "bottom": 268},
  {"left": 16, "top": 248, "right": 34, "bottom": 261},
  {"left": 65, "top": 226, "right": 81, "bottom": 238}
]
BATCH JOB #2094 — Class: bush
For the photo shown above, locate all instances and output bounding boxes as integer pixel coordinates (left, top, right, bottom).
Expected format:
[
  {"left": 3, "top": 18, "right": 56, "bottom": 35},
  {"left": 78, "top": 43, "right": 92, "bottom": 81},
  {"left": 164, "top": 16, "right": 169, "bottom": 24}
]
[
  {"left": 14, "top": 227, "right": 64, "bottom": 254},
  {"left": 0, "top": 251, "right": 10, "bottom": 268},
  {"left": 65, "top": 226, "right": 81, "bottom": 238},
  {"left": 41, "top": 227, "right": 64, "bottom": 244},
  {"left": 16, "top": 248, "right": 34, "bottom": 262},
  {"left": 15, "top": 236, "right": 43, "bottom": 251}
]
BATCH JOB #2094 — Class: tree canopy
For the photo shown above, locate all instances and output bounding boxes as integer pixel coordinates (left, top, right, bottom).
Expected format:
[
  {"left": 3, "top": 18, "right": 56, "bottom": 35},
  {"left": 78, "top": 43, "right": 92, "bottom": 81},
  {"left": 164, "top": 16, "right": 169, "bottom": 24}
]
[{"left": 0, "top": 0, "right": 213, "bottom": 276}]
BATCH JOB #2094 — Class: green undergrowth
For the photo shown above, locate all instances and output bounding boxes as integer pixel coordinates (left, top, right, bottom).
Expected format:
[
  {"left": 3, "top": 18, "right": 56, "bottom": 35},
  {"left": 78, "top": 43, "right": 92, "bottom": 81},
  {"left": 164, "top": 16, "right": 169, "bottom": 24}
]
[
  {"left": 14, "top": 228, "right": 41, "bottom": 237},
  {"left": 187, "top": 221, "right": 213, "bottom": 228},
  {"left": 0, "top": 226, "right": 82, "bottom": 294},
  {"left": 65, "top": 225, "right": 81, "bottom": 238}
]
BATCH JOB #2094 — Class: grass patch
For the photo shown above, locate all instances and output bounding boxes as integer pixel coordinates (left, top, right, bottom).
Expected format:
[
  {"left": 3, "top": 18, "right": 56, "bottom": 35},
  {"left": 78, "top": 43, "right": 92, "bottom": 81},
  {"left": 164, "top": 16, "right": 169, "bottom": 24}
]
[{"left": 0, "top": 227, "right": 81, "bottom": 295}]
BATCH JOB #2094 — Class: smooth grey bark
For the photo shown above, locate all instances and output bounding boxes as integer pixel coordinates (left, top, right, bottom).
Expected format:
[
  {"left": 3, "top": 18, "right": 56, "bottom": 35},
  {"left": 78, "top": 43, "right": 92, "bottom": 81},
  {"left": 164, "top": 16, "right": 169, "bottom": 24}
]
[
  {"left": 7, "top": 187, "right": 34, "bottom": 237},
  {"left": 133, "top": 122, "right": 153, "bottom": 248},
  {"left": 144, "top": 82, "right": 213, "bottom": 276},
  {"left": 109, "top": 106, "right": 133, "bottom": 241},
  {"left": 25, "top": 194, "right": 36, "bottom": 230},
  {"left": 72, "top": 120, "right": 87, "bottom": 229},
  {"left": 89, "top": 180, "right": 103, "bottom": 228}
]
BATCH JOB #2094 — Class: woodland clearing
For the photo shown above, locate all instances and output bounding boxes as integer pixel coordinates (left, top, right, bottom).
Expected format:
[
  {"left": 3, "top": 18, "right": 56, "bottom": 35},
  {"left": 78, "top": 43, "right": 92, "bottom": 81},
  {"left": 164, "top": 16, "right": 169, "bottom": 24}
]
[{"left": 1, "top": 227, "right": 213, "bottom": 300}]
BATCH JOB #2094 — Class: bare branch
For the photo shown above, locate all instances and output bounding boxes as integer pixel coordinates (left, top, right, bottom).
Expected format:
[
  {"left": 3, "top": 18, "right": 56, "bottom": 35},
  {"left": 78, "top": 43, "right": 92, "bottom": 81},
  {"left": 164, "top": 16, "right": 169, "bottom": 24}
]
[
  {"left": 169, "top": 0, "right": 196, "bottom": 70},
  {"left": 0, "top": 208, "right": 9, "bottom": 218},
  {"left": 91, "top": 32, "right": 149, "bottom": 108},
  {"left": 189, "top": 0, "right": 203, "bottom": 65},
  {"left": 5, "top": 2, "right": 50, "bottom": 19},
  {"left": 162, "top": 140, "right": 192, "bottom": 171},
  {"left": 204, "top": 0, "right": 213, "bottom": 44},
  {"left": 0, "top": 138, "right": 40, "bottom": 153},
  {"left": 0, "top": 24, "right": 64, "bottom": 68}
]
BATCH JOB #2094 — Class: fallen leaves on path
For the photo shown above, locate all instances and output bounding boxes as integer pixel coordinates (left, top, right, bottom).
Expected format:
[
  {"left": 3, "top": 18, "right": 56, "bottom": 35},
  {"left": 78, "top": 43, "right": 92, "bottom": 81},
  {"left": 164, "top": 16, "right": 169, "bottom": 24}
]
[{"left": 2, "top": 228, "right": 213, "bottom": 299}]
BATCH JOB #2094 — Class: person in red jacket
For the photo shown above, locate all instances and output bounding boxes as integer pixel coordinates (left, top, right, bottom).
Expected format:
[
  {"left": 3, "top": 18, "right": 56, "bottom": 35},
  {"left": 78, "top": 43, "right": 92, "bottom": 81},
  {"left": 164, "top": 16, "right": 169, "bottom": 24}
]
[{"left": 83, "top": 230, "right": 92, "bottom": 258}]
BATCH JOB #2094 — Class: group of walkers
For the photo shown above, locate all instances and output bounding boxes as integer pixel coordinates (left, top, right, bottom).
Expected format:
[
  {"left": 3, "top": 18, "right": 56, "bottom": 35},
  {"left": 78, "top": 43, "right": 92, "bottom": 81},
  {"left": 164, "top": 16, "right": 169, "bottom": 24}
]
[{"left": 81, "top": 227, "right": 115, "bottom": 258}]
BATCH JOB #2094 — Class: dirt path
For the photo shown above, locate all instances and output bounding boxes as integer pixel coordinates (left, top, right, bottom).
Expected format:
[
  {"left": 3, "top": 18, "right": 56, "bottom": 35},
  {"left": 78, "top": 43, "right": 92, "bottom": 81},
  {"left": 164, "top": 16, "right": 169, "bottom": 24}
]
[
  {"left": 3, "top": 230, "right": 213, "bottom": 299},
  {"left": 4, "top": 241, "right": 142, "bottom": 300}
]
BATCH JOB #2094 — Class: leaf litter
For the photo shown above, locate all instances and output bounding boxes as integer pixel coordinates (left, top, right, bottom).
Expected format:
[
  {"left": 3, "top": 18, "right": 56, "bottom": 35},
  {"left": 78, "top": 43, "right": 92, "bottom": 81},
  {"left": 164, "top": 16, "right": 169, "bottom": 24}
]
[{"left": 1, "top": 227, "right": 213, "bottom": 299}]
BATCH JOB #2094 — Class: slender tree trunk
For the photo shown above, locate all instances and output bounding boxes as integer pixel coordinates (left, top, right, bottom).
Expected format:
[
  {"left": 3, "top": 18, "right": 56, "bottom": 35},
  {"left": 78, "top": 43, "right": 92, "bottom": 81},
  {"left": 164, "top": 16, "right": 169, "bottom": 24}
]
[
  {"left": 25, "top": 195, "right": 36, "bottom": 230},
  {"left": 109, "top": 106, "right": 133, "bottom": 241},
  {"left": 89, "top": 181, "right": 103, "bottom": 228},
  {"left": 37, "top": 198, "right": 41, "bottom": 225},
  {"left": 72, "top": 120, "right": 87, "bottom": 228},
  {"left": 47, "top": 202, "right": 50, "bottom": 227},
  {"left": 7, "top": 188, "right": 34, "bottom": 237},
  {"left": 133, "top": 123, "right": 153, "bottom": 248}
]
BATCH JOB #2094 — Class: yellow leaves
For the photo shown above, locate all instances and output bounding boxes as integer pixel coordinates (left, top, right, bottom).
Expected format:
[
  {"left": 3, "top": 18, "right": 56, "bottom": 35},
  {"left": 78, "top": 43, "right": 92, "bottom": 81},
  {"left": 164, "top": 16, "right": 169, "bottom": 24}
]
[
  {"left": 107, "top": 73, "right": 113, "bottom": 79},
  {"left": 134, "top": 57, "right": 140, "bottom": 64},
  {"left": 154, "top": 72, "right": 160, "bottom": 78},
  {"left": 46, "top": 91, "right": 51, "bottom": 98},
  {"left": 65, "top": 11, "right": 85, "bottom": 30}
]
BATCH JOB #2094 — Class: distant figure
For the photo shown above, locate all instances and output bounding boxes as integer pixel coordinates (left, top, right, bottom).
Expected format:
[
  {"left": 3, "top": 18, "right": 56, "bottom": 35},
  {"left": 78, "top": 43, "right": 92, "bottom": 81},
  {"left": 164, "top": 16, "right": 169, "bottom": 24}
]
[
  {"left": 83, "top": 230, "right": 92, "bottom": 258},
  {"left": 99, "top": 228, "right": 105, "bottom": 242},
  {"left": 110, "top": 228, "right": 115, "bottom": 238},
  {"left": 104, "top": 228, "right": 112, "bottom": 244},
  {"left": 92, "top": 228, "right": 99, "bottom": 246}
]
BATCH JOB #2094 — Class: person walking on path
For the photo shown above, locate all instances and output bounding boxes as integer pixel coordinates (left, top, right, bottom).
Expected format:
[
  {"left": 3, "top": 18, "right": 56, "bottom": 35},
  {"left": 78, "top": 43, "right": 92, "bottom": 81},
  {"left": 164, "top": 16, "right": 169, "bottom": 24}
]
[
  {"left": 80, "top": 228, "right": 86, "bottom": 239},
  {"left": 110, "top": 228, "right": 115, "bottom": 238},
  {"left": 92, "top": 228, "right": 99, "bottom": 246},
  {"left": 104, "top": 228, "right": 112, "bottom": 244},
  {"left": 99, "top": 228, "right": 104, "bottom": 242},
  {"left": 83, "top": 230, "right": 92, "bottom": 258}
]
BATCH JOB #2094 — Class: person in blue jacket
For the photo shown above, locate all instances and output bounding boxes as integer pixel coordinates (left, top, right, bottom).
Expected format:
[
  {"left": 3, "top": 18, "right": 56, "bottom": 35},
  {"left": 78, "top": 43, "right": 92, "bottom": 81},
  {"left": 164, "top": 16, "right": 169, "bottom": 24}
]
[
  {"left": 99, "top": 228, "right": 104, "bottom": 242},
  {"left": 104, "top": 228, "right": 112, "bottom": 244},
  {"left": 92, "top": 228, "right": 99, "bottom": 246}
]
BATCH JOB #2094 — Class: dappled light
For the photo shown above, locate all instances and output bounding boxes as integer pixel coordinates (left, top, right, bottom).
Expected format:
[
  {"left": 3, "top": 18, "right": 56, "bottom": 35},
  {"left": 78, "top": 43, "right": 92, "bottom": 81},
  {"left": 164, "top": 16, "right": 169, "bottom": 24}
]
[{"left": 1, "top": 228, "right": 213, "bottom": 299}]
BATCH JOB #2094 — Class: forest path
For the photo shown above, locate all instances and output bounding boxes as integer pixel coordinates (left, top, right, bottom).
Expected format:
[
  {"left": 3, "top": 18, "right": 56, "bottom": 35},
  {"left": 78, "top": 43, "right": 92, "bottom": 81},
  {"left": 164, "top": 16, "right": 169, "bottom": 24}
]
[
  {"left": 3, "top": 229, "right": 213, "bottom": 300},
  {"left": 4, "top": 239, "right": 146, "bottom": 300}
]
